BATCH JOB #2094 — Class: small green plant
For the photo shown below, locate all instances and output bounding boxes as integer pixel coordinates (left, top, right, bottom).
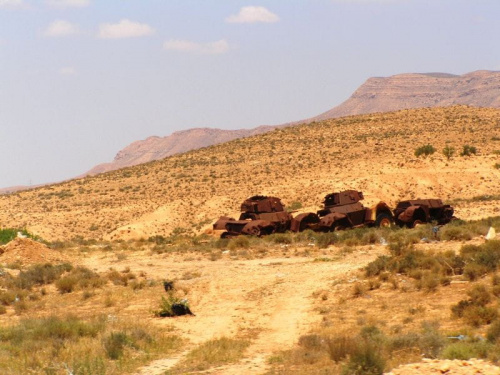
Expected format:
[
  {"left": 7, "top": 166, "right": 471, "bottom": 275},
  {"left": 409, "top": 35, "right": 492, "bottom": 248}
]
[
  {"left": 341, "top": 342, "right": 385, "bottom": 375},
  {"left": 442, "top": 145, "right": 455, "bottom": 160},
  {"left": 154, "top": 294, "right": 189, "bottom": 317},
  {"left": 287, "top": 201, "right": 303, "bottom": 211},
  {"left": 227, "top": 236, "right": 250, "bottom": 250},
  {"left": 460, "top": 144, "right": 477, "bottom": 156},
  {"left": 103, "top": 331, "right": 132, "bottom": 360},
  {"left": 451, "top": 284, "right": 498, "bottom": 326},
  {"left": 0, "top": 228, "right": 39, "bottom": 244},
  {"left": 414, "top": 144, "right": 436, "bottom": 158}
]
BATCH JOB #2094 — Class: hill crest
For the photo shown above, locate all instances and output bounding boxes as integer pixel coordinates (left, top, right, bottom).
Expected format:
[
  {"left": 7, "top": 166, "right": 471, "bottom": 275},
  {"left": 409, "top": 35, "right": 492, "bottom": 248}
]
[
  {"left": 1, "top": 105, "right": 500, "bottom": 241},
  {"left": 84, "top": 70, "right": 500, "bottom": 177}
]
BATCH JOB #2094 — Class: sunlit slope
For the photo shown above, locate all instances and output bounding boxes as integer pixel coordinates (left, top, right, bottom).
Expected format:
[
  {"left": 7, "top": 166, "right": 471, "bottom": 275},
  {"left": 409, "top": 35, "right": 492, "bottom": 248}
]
[{"left": 1, "top": 105, "right": 500, "bottom": 241}]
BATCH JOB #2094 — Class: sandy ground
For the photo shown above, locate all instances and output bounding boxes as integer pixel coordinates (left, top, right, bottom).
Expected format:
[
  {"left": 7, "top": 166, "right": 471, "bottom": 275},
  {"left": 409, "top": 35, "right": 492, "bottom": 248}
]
[{"left": 75, "top": 247, "right": 384, "bottom": 374}]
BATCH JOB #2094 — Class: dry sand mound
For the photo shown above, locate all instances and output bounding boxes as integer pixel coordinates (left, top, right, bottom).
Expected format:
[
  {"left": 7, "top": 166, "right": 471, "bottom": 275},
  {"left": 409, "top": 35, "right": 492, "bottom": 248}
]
[
  {"left": 386, "top": 358, "right": 500, "bottom": 374},
  {"left": 0, "top": 237, "right": 68, "bottom": 265}
]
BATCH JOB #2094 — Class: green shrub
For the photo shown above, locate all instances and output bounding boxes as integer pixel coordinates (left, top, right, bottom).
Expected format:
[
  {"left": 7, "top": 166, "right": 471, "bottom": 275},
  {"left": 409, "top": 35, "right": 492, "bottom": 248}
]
[
  {"left": 56, "top": 276, "right": 78, "bottom": 294},
  {"left": 461, "top": 241, "right": 500, "bottom": 272},
  {"left": 440, "top": 226, "right": 474, "bottom": 241},
  {"left": 442, "top": 340, "right": 492, "bottom": 360},
  {"left": 464, "top": 306, "right": 498, "bottom": 327},
  {"left": 414, "top": 144, "right": 436, "bottom": 158},
  {"left": 420, "top": 271, "right": 440, "bottom": 293},
  {"left": 227, "top": 236, "right": 250, "bottom": 250},
  {"left": 55, "top": 267, "right": 105, "bottom": 293},
  {"left": 154, "top": 294, "right": 191, "bottom": 317},
  {"left": 467, "top": 284, "right": 491, "bottom": 306},
  {"left": 0, "top": 228, "right": 38, "bottom": 244},
  {"left": 287, "top": 201, "right": 303, "bottom": 211},
  {"left": 315, "top": 232, "right": 336, "bottom": 248},
  {"left": 451, "top": 300, "right": 473, "bottom": 318},
  {"left": 103, "top": 331, "right": 132, "bottom": 360},
  {"left": 267, "top": 233, "right": 293, "bottom": 244},
  {"left": 341, "top": 342, "right": 385, "bottom": 375},
  {"left": 14, "top": 263, "right": 73, "bottom": 290},
  {"left": 0, "top": 291, "right": 17, "bottom": 306},
  {"left": 487, "top": 320, "right": 500, "bottom": 343},
  {"left": 326, "top": 336, "right": 358, "bottom": 362},
  {"left": 460, "top": 145, "right": 477, "bottom": 156},
  {"left": 463, "top": 263, "right": 488, "bottom": 281},
  {"left": 365, "top": 256, "right": 391, "bottom": 277},
  {"left": 443, "top": 145, "right": 455, "bottom": 160},
  {"left": 388, "top": 333, "right": 420, "bottom": 352},
  {"left": 419, "top": 321, "right": 446, "bottom": 358},
  {"left": 352, "top": 283, "right": 367, "bottom": 298}
]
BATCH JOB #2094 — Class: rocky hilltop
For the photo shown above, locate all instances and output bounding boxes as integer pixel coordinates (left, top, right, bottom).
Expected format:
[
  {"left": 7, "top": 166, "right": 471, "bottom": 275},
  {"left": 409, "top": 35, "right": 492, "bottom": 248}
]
[
  {"left": 84, "top": 70, "right": 500, "bottom": 177},
  {"left": 313, "top": 70, "right": 500, "bottom": 120},
  {"left": 85, "top": 125, "right": 275, "bottom": 175}
]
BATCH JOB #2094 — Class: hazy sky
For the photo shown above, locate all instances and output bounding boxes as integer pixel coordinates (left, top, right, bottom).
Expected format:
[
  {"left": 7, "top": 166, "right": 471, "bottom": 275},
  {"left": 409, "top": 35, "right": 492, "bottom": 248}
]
[{"left": 1, "top": 0, "right": 499, "bottom": 188}]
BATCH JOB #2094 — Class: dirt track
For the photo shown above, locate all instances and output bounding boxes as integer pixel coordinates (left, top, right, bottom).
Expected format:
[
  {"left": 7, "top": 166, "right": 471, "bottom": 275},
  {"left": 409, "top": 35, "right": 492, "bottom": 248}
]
[{"left": 89, "top": 247, "right": 385, "bottom": 374}]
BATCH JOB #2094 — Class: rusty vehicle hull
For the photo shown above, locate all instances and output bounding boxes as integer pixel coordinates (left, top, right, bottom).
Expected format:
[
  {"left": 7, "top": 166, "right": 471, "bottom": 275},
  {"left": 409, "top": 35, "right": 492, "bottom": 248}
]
[
  {"left": 393, "top": 199, "right": 455, "bottom": 228},
  {"left": 213, "top": 196, "right": 293, "bottom": 238},
  {"left": 291, "top": 190, "right": 393, "bottom": 232}
]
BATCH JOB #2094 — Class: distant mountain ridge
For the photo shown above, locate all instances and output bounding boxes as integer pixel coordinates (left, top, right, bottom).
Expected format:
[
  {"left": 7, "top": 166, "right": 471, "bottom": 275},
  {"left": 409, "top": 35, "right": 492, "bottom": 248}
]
[
  {"left": 85, "top": 126, "right": 276, "bottom": 176},
  {"left": 84, "top": 70, "right": 500, "bottom": 177},
  {"left": 311, "top": 70, "right": 500, "bottom": 120},
  {"left": 2, "top": 70, "right": 500, "bottom": 193}
]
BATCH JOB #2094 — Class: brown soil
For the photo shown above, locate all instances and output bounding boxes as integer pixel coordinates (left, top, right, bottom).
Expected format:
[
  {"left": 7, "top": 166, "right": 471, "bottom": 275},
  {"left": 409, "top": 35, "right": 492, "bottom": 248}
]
[
  {"left": 66, "top": 246, "right": 383, "bottom": 375},
  {"left": 386, "top": 358, "right": 500, "bottom": 374},
  {"left": 0, "top": 237, "right": 68, "bottom": 265}
]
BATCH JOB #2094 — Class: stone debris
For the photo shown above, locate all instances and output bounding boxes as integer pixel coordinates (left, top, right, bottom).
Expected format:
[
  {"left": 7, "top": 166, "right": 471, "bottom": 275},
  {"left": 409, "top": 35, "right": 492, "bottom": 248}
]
[{"left": 385, "top": 359, "right": 500, "bottom": 374}]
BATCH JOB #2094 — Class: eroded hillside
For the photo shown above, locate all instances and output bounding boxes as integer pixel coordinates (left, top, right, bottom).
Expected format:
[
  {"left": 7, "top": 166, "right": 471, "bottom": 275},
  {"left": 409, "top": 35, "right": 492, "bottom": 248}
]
[{"left": 1, "top": 105, "right": 500, "bottom": 241}]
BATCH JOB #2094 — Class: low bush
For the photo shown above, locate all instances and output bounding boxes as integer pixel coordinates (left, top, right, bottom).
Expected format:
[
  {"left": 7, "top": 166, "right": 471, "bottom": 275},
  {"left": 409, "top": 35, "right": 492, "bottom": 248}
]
[
  {"left": 451, "top": 285, "right": 497, "bottom": 327},
  {"left": 439, "top": 225, "right": 474, "bottom": 241},
  {"left": 56, "top": 266, "right": 106, "bottom": 293},
  {"left": 13, "top": 263, "right": 73, "bottom": 290},
  {"left": 442, "top": 146, "right": 455, "bottom": 160},
  {"left": 341, "top": 342, "right": 385, "bottom": 375},
  {"left": 227, "top": 236, "right": 250, "bottom": 250},
  {"left": 414, "top": 144, "right": 436, "bottom": 158},
  {"left": 326, "top": 336, "right": 358, "bottom": 362},
  {"left": 441, "top": 340, "right": 492, "bottom": 360},
  {"left": 460, "top": 145, "right": 477, "bottom": 157},
  {"left": 487, "top": 320, "right": 500, "bottom": 343},
  {"left": 103, "top": 331, "right": 133, "bottom": 360},
  {"left": 266, "top": 233, "right": 293, "bottom": 244},
  {"left": 0, "top": 228, "right": 38, "bottom": 244}
]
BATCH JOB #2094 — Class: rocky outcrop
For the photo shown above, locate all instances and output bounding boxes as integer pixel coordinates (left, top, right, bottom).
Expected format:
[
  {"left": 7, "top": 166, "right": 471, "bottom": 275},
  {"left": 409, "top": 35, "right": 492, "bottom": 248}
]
[
  {"left": 312, "top": 70, "right": 500, "bottom": 120},
  {"left": 85, "top": 125, "right": 275, "bottom": 175}
]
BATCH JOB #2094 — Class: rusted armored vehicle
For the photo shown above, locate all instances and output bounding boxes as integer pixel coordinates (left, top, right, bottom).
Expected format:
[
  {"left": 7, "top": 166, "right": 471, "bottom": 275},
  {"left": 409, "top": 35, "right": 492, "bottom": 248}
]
[
  {"left": 393, "top": 199, "right": 455, "bottom": 228},
  {"left": 213, "top": 195, "right": 293, "bottom": 238},
  {"left": 291, "top": 190, "right": 393, "bottom": 232}
]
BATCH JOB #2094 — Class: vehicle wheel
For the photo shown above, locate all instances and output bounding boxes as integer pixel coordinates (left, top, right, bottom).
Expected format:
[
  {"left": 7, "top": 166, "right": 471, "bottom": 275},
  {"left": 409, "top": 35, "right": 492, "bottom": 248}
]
[
  {"left": 411, "top": 220, "right": 424, "bottom": 228},
  {"left": 221, "top": 232, "right": 231, "bottom": 239},
  {"left": 375, "top": 213, "right": 393, "bottom": 228}
]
